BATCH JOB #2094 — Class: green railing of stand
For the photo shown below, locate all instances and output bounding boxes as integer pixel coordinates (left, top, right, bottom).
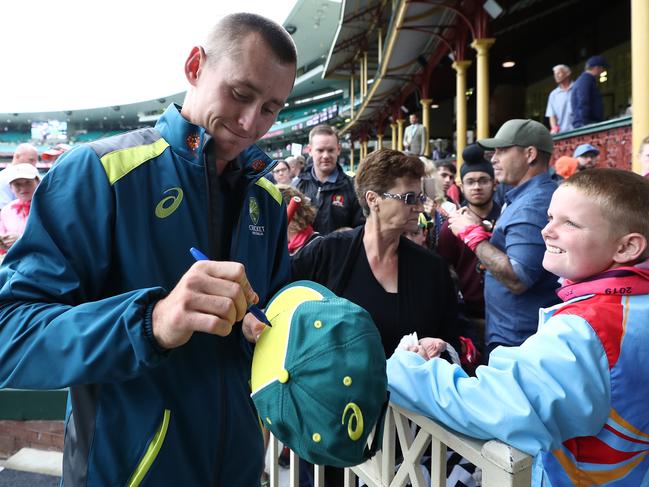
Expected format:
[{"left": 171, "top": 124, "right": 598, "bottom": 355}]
[
  {"left": 552, "top": 116, "right": 632, "bottom": 141},
  {"left": 0, "top": 389, "right": 67, "bottom": 420}
]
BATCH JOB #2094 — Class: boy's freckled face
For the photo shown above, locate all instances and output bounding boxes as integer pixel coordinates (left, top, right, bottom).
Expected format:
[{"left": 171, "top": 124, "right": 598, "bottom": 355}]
[{"left": 541, "top": 186, "right": 622, "bottom": 282}]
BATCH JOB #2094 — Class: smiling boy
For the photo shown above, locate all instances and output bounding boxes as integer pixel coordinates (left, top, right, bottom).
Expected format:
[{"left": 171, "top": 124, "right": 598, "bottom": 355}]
[{"left": 388, "top": 168, "right": 649, "bottom": 486}]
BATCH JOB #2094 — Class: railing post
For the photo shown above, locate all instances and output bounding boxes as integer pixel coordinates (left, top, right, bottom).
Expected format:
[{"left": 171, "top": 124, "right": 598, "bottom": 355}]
[
  {"left": 481, "top": 440, "right": 533, "bottom": 487},
  {"left": 289, "top": 449, "right": 300, "bottom": 487},
  {"left": 269, "top": 435, "right": 279, "bottom": 487},
  {"left": 382, "top": 405, "right": 396, "bottom": 483},
  {"left": 429, "top": 439, "right": 447, "bottom": 487},
  {"left": 313, "top": 464, "right": 325, "bottom": 486},
  {"left": 272, "top": 403, "right": 533, "bottom": 487}
]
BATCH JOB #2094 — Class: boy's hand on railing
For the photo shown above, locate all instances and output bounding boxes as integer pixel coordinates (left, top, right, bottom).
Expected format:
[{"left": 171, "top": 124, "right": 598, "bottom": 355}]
[
  {"left": 405, "top": 337, "right": 447, "bottom": 360},
  {"left": 419, "top": 337, "right": 447, "bottom": 359}
]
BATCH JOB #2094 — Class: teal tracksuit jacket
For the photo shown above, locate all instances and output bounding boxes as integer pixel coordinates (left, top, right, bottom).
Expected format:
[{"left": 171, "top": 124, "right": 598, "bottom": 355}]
[{"left": 0, "top": 104, "right": 290, "bottom": 486}]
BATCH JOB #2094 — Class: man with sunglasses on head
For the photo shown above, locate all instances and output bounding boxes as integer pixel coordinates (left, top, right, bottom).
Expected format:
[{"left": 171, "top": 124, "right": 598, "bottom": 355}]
[{"left": 448, "top": 120, "right": 560, "bottom": 361}]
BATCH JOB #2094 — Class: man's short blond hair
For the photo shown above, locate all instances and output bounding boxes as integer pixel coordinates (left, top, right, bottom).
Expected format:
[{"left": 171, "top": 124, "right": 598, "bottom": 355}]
[
  {"left": 204, "top": 13, "right": 297, "bottom": 66},
  {"left": 308, "top": 125, "right": 338, "bottom": 144}
]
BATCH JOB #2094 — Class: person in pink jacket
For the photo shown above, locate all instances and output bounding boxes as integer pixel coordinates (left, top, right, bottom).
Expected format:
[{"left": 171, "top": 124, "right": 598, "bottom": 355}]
[{"left": 0, "top": 163, "right": 40, "bottom": 253}]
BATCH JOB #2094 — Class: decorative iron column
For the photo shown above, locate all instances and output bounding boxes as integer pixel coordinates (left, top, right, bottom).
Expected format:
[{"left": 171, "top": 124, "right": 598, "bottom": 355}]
[
  {"left": 397, "top": 118, "right": 406, "bottom": 152},
  {"left": 361, "top": 138, "right": 368, "bottom": 160},
  {"left": 391, "top": 122, "right": 398, "bottom": 150},
  {"left": 350, "top": 72, "right": 355, "bottom": 119},
  {"left": 632, "top": 0, "right": 649, "bottom": 174},
  {"left": 420, "top": 98, "right": 432, "bottom": 157},
  {"left": 471, "top": 38, "right": 495, "bottom": 140},
  {"left": 452, "top": 60, "right": 472, "bottom": 169}
]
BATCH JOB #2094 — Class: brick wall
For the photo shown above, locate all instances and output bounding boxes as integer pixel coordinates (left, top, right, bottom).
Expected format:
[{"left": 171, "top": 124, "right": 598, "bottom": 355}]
[
  {"left": 0, "top": 421, "right": 64, "bottom": 458},
  {"left": 552, "top": 121, "right": 633, "bottom": 171}
]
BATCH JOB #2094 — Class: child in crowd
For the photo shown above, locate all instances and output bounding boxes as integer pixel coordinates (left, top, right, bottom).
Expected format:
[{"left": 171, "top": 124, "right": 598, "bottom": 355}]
[
  {"left": 276, "top": 185, "right": 321, "bottom": 257},
  {"left": 0, "top": 163, "right": 40, "bottom": 254},
  {"left": 638, "top": 134, "right": 649, "bottom": 177},
  {"left": 388, "top": 168, "right": 649, "bottom": 486}
]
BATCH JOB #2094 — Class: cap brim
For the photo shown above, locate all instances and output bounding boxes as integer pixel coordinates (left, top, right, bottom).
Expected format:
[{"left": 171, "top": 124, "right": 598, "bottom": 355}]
[
  {"left": 251, "top": 280, "right": 336, "bottom": 394},
  {"left": 477, "top": 137, "right": 511, "bottom": 150},
  {"left": 575, "top": 149, "right": 600, "bottom": 157}
]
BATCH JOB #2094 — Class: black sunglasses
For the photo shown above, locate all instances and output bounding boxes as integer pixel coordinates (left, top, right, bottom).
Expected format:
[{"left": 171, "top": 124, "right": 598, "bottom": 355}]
[{"left": 381, "top": 191, "right": 426, "bottom": 205}]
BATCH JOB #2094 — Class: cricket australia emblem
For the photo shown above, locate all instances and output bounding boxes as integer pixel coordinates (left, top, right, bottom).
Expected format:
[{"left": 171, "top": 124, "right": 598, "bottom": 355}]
[{"left": 249, "top": 197, "right": 264, "bottom": 236}]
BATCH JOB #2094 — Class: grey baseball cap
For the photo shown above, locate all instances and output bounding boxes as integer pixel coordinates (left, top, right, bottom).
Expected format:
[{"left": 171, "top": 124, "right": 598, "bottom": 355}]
[{"left": 478, "top": 119, "right": 554, "bottom": 154}]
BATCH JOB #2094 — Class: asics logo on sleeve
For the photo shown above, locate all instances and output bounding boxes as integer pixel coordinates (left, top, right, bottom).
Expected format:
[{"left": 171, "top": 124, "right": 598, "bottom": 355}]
[{"left": 155, "top": 187, "right": 184, "bottom": 218}]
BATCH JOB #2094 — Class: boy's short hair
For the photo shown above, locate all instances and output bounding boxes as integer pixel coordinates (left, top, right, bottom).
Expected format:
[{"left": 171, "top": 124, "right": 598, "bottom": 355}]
[
  {"left": 308, "top": 125, "right": 338, "bottom": 144},
  {"left": 434, "top": 159, "right": 457, "bottom": 174},
  {"left": 562, "top": 169, "right": 649, "bottom": 258}
]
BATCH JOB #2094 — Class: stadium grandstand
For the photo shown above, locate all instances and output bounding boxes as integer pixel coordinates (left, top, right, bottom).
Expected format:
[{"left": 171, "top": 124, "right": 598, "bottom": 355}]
[{"left": 1, "top": 0, "right": 649, "bottom": 485}]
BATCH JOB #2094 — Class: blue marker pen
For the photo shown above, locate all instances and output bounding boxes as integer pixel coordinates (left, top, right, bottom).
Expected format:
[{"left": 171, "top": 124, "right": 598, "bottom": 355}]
[{"left": 189, "top": 247, "right": 271, "bottom": 327}]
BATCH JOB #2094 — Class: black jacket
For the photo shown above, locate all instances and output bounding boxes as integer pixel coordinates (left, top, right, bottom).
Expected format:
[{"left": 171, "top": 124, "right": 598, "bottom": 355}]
[
  {"left": 296, "top": 164, "right": 365, "bottom": 234},
  {"left": 291, "top": 226, "right": 462, "bottom": 355}
]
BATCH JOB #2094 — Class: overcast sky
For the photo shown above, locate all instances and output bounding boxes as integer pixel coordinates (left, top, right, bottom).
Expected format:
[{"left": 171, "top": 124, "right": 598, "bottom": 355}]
[{"left": 0, "top": 0, "right": 297, "bottom": 113}]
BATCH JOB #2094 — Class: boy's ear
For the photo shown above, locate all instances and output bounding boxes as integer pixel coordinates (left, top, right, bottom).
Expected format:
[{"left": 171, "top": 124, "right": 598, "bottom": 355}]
[{"left": 613, "top": 233, "right": 648, "bottom": 264}]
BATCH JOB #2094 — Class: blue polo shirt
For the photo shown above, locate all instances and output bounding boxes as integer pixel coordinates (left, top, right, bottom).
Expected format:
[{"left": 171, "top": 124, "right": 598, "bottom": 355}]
[
  {"left": 545, "top": 83, "right": 574, "bottom": 132},
  {"left": 485, "top": 172, "right": 560, "bottom": 347}
]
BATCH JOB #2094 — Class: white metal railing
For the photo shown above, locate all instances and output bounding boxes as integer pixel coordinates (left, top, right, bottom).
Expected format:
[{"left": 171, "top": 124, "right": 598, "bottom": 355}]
[{"left": 268, "top": 402, "right": 533, "bottom": 487}]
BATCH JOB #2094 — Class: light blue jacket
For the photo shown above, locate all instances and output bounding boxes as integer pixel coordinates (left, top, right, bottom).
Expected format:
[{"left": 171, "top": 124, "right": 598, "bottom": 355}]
[
  {"left": 388, "top": 295, "right": 614, "bottom": 486},
  {"left": 0, "top": 104, "right": 290, "bottom": 486}
]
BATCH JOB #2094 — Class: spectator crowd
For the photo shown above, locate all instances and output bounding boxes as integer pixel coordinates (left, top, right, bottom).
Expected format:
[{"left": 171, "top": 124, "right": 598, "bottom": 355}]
[{"left": 0, "top": 17, "right": 648, "bottom": 487}]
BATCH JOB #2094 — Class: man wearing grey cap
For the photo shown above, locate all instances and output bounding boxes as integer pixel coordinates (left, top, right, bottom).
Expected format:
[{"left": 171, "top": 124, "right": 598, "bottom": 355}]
[
  {"left": 449, "top": 119, "right": 560, "bottom": 359},
  {"left": 571, "top": 55, "right": 609, "bottom": 128}
]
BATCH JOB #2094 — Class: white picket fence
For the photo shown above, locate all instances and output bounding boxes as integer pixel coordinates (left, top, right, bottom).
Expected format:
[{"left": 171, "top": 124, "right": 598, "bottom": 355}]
[{"left": 267, "top": 402, "right": 533, "bottom": 487}]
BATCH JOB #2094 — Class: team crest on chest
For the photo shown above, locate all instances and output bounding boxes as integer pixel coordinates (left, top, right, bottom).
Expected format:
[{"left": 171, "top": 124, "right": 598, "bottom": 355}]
[
  {"left": 185, "top": 133, "right": 200, "bottom": 151},
  {"left": 332, "top": 195, "right": 345, "bottom": 207},
  {"left": 252, "top": 159, "right": 267, "bottom": 172},
  {"left": 249, "top": 197, "right": 265, "bottom": 236}
]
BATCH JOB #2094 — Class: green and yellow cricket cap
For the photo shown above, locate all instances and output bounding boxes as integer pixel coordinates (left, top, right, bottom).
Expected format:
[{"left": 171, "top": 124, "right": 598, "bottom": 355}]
[
  {"left": 478, "top": 119, "right": 554, "bottom": 154},
  {"left": 251, "top": 280, "right": 389, "bottom": 468}
]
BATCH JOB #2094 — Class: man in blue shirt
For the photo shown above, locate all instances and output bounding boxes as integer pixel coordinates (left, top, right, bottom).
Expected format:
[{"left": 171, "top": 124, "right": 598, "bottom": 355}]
[
  {"left": 449, "top": 119, "right": 560, "bottom": 358},
  {"left": 571, "top": 55, "right": 609, "bottom": 128}
]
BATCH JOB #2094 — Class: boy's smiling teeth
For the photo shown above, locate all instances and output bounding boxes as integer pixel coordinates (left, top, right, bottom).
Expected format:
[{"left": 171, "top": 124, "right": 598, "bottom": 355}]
[{"left": 546, "top": 245, "right": 565, "bottom": 254}]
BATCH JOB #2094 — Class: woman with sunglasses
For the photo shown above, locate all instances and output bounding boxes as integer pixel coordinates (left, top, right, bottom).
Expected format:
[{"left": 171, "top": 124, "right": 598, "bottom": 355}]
[
  {"left": 292, "top": 149, "right": 462, "bottom": 359},
  {"left": 292, "top": 149, "right": 464, "bottom": 487}
]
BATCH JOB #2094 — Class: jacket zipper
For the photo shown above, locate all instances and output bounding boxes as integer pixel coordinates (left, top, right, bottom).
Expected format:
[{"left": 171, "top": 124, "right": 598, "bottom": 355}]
[{"left": 126, "top": 409, "right": 171, "bottom": 487}]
